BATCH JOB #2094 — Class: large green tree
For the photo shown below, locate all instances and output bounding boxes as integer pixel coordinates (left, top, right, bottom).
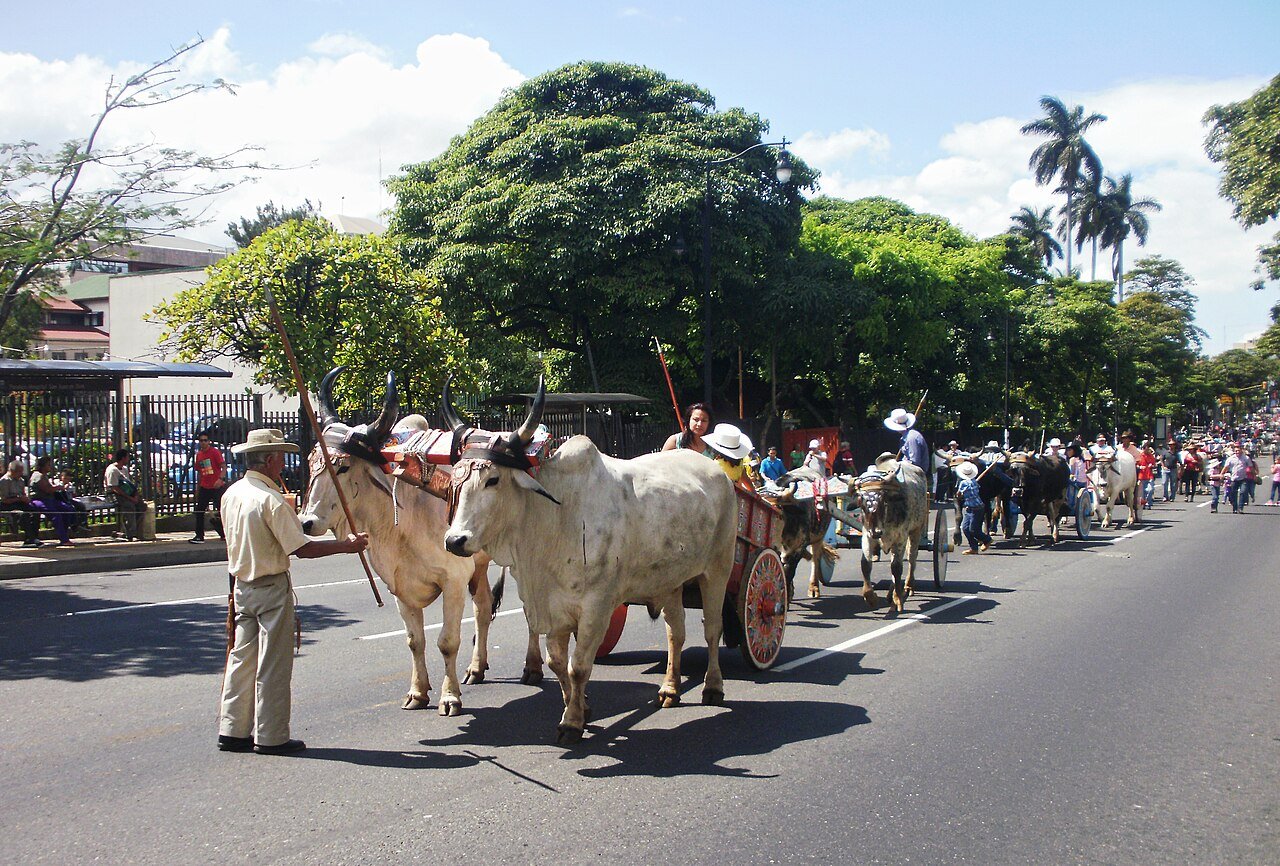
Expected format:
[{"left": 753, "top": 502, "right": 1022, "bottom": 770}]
[
  {"left": 1203, "top": 75, "right": 1280, "bottom": 289},
  {"left": 226, "top": 200, "right": 318, "bottom": 248},
  {"left": 792, "top": 197, "right": 1014, "bottom": 429},
  {"left": 1021, "top": 96, "right": 1107, "bottom": 275},
  {"left": 150, "top": 218, "right": 470, "bottom": 406},
  {"left": 387, "top": 61, "right": 814, "bottom": 401}
]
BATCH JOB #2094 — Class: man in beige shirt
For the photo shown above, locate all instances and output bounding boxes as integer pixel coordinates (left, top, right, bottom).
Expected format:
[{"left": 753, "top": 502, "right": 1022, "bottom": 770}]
[{"left": 217, "top": 429, "right": 368, "bottom": 756}]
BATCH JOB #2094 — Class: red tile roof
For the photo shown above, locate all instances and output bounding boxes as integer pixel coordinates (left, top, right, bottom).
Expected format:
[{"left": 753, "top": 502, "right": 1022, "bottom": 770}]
[{"left": 38, "top": 328, "right": 109, "bottom": 342}]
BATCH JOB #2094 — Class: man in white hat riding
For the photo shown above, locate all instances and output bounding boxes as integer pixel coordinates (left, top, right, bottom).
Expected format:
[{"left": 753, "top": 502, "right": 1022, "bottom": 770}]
[
  {"left": 884, "top": 407, "right": 931, "bottom": 548},
  {"left": 216, "top": 429, "right": 369, "bottom": 756}
]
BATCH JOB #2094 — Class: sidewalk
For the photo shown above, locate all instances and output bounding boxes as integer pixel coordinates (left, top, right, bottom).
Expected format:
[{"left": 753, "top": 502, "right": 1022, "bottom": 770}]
[{"left": 0, "top": 531, "right": 227, "bottom": 579}]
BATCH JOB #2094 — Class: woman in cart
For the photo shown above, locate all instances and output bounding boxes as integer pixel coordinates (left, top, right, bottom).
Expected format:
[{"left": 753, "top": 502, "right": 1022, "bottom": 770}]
[{"left": 661, "top": 403, "right": 715, "bottom": 457}]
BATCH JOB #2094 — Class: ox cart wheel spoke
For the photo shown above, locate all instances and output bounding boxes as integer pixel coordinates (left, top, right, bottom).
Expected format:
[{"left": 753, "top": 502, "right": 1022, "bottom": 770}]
[
  {"left": 594, "top": 605, "right": 628, "bottom": 659},
  {"left": 738, "top": 548, "right": 786, "bottom": 670},
  {"left": 1075, "top": 493, "right": 1092, "bottom": 539},
  {"left": 932, "top": 509, "right": 949, "bottom": 590}
]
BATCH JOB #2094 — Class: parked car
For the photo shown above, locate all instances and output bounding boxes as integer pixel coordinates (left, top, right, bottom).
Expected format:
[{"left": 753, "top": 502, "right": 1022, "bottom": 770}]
[
  {"left": 131, "top": 411, "right": 169, "bottom": 440},
  {"left": 169, "top": 415, "right": 250, "bottom": 448}
]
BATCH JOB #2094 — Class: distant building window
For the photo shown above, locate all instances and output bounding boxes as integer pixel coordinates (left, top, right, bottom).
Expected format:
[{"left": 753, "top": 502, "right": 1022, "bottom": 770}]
[
  {"left": 51, "top": 351, "right": 67, "bottom": 360},
  {"left": 74, "top": 352, "right": 89, "bottom": 360},
  {"left": 69, "top": 259, "right": 128, "bottom": 275}
]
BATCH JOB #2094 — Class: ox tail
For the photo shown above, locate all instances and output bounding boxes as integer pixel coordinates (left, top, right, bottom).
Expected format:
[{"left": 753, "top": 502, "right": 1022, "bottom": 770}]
[{"left": 491, "top": 568, "right": 506, "bottom": 616}]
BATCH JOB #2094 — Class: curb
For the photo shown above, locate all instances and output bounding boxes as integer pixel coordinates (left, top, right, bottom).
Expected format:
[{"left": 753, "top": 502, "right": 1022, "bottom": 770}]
[{"left": 1, "top": 543, "right": 228, "bottom": 579}]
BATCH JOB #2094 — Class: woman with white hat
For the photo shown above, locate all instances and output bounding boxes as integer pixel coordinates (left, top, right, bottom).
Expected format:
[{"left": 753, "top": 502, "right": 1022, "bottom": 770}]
[
  {"left": 802, "top": 438, "right": 829, "bottom": 477},
  {"left": 884, "top": 407, "right": 930, "bottom": 548},
  {"left": 704, "top": 423, "right": 755, "bottom": 489}
]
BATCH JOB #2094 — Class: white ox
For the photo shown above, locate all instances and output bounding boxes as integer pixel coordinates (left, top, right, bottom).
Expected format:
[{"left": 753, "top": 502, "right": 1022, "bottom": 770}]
[
  {"left": 298, "top": 368, "right": 538, "bottom": 717},
  {"left": 1089, "top": 447, "right": 1143, "bottom": 529},
  {"left": 439, "top": 381, "right": 737, "bottom": 745}
]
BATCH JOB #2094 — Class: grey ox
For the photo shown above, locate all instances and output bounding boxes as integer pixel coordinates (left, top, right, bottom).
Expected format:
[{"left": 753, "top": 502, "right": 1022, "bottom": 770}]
[
  {"left": 299, "top": 368, "right": 534, "bottom": 717},
  {"left": 854, "top": 459, "right": 929, "bottom": 615},
  {"left": 440, "top": 379, "right": 737, "bottom": 745}
]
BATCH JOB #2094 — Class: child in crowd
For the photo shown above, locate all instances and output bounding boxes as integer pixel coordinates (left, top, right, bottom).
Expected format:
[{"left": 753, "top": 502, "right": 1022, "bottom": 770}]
[{"left": 955, "top": 461, "right": 992, "bottom": 555}]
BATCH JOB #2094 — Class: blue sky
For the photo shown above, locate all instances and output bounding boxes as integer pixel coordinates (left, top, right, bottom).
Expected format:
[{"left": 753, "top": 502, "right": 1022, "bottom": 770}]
[{"left": 3, "top": 1, "right": 1278, "bottom": 352}]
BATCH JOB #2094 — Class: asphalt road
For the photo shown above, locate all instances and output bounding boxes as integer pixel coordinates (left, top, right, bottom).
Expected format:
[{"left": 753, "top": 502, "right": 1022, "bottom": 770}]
[{"left": 1, "top": 492, "right": 1277, "bottom": 865}]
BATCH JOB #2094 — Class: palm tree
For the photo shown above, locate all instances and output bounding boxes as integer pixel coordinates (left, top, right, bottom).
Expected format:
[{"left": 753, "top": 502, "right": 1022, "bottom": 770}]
[
  {"left": 1021, "top": 96, "right": 1107, "bottom": 275},
  {"left": 1010, "top": 205, "right": 1063, "bottom": 270},
  {"left": 1064, "top": 177, "right": 1106, "bottom": 281},
  {"left": 1097, "top": 173, "right": 1161, "bottom": 302}
]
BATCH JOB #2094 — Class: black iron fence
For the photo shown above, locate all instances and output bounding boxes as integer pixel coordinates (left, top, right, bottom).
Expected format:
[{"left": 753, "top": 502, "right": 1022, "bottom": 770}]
[{"left": 2, "top": 390, "right": 672, "bottom": 521}]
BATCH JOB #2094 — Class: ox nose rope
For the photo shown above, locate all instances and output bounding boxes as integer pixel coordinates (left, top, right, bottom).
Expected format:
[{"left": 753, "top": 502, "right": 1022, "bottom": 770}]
[{"left": 392, "top": 476, "right": 400, "bottom": 527}]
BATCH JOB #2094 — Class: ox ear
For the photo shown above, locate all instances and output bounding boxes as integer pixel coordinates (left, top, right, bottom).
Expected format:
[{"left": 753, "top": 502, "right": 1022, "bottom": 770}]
[{"left": 510, "top": 468, "right": 561, "bottom": 505}]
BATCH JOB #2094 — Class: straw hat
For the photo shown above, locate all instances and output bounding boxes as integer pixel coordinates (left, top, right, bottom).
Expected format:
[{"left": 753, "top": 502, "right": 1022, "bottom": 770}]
[
  {"left": 955, "top": 461, "right": 979, "bottom": 481},
  {"left": 705, "top": 423, "right": 753, "bottom": 460},
  {"left": 1047, "top": 438, "right": 1062, "bottom": 448},
  {"left": 883, "top": 408, "right": 916, "bottom": 431},
  {"left": 873, "top": 451, "right": 898, "bottom": 472},
  {"left": 231, "top": 428, "right": 299, "bottom": 455}
]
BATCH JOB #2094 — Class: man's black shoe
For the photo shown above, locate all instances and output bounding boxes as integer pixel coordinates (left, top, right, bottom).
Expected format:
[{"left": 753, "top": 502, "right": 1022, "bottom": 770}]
[
  {"left": 254, "top": 738, "right": 306, "bottom": 755},
  {"left": 217, "top": 735, "right": 253, "bottom": 753}
]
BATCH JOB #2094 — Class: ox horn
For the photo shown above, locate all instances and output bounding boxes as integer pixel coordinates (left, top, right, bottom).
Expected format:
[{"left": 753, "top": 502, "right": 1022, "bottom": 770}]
[
  {"left": 367, "top": 371, "right": 399, "bottom": 441},
  {"left": 441, "top": 373, "right": 470, "bottom": 432},
  {"left": 515, "top": 376, "right": 546, "bottom": 445},
  {"left": 316, "top": 366, "right": 345, "bottom": 428}
]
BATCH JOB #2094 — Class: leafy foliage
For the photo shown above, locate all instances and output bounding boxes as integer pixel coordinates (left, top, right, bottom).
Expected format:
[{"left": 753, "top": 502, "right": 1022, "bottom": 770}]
[
  {"left": 227, "top": 200, "right": 318, "bottom": 248},
  {"left": 388, "top": 61, "right": 814, "bottom": 400},
  {"left": 150, "top": 219, "right": 471, "bottom": 407}
]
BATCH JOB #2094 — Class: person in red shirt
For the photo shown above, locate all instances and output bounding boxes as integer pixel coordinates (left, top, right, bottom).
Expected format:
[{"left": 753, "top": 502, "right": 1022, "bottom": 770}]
[
  {"left": 1136, "top": 442, "right": 1157, "bottom": 507},
  {"left": 191, "top": 433, "right": 228, "bottom": 544},
  {"left": 1180, "top": 442, "right": 1203, "bottom": 502}
]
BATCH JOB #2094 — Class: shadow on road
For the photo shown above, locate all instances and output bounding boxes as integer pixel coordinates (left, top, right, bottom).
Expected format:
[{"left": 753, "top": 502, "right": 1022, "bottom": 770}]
[
  {"left": 0, "top": 583, "right": 357, "bottom": 682},
  {"left": 297, "top": 747, "right": 480, "bottom": 770}
]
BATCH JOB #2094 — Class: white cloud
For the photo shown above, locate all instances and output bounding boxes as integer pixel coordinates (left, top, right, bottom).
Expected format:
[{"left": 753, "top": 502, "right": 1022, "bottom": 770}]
[
  {"left": 799, "top": 77, "right": 1274, "bottom": 353},
  {"left": 791, "top": 127, "right": 890, "bottom": 166},
  {"left": 307, "top": 32, "right": 389, "bottom": 61},
  {"left": 0, "top": 27, "right": 524, "bottom": 246}
]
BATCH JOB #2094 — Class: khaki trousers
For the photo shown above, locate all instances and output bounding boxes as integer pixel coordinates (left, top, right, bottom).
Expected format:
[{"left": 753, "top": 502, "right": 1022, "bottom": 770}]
[{"left": 218, "top": 571, "right": 295, "bottom": 747}]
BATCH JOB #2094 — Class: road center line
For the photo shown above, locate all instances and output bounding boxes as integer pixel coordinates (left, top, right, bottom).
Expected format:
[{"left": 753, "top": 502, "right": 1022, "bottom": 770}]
[
  {"left": 358, "top": 606, "right": 526, "bottom": 640},
  {"left": 774, "top": 594, "right": 979, "bottom": 673},
  {"left": 1115, "top": 527, "right": 1147, "bottom": 540},
  {"left": 56, "top": 578, "right": 366, "bottom": 618}
]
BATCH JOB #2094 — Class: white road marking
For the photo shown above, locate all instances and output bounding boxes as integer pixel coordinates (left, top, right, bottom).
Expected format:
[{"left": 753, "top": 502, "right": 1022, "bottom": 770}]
[
  {"left": 358, "top": 606, "right": 527, "bottom": 640},
  {"left": 1197, "top": 501, "right": 1213, "bottom": 508},
  {"left": 1115, "top": 528, "right": 1147, "bottom": 540},
  {"left": 56, "top": 578, "right": 366, "bottom": 618},
  {"left": 774, "top": 594, "right": 980, "bottom": 673}
]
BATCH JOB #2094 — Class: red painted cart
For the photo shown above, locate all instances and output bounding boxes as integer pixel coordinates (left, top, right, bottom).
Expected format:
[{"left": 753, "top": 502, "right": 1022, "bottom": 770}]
[{"left": 594, "top": 485, "right": 789, "bottom": 670}]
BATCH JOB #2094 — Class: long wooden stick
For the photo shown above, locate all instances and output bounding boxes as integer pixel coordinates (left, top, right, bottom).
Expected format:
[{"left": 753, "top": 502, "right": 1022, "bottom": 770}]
[
  {"left": 653, "top": 337, "right": 684, "bottom": 432},
  {"left": 264, "top": 288, "right": 383, "bottom": 608}
]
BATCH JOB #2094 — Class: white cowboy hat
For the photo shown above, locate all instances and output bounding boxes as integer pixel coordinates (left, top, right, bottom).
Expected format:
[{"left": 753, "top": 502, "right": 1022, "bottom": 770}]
[
  {"left": 231, "top": 428, "right": 299, "bottom": 455},
  {"left": 883, "top": 408, "right": 916, "bottom": 431},
  {"left": 985, "top": 440, "right": 1000, "bottom": 449},
  {"left": 1047, "top": 438, "right": 1062, "bottom": 448},
  {"left": 705, "top": 423, "right": 752, "bottom": 460},
  {"left": 955, "top": 461, "right": 979, "bottom": 481},
  {"left": 808, "top": 438, "right": 822, "bottom": 449}
]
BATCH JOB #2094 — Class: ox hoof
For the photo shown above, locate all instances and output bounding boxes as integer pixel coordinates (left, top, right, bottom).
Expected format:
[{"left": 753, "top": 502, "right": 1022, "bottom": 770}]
[
  {"left": 462, "top": 669, "right": 485, "bottom": 685},
  {"left": 657, "top": 691, "right": 681, "bottom": 709},
  {"left": 862, "top": 591, "right": 882, "bottom": 611},
  {"left": 702, "top": 689, "right": 724, "bottom": 707},
  {"left": 904, "top": 583, "right": 915, "bottom": 599},
  {"left": 439, "top": 698, "right": 463, "bottom": 717},
  {"left": 556, "top": 724, "right": 584, "bottom": 746},
  {"left": 520, "top": 668, "right": 544, "bottom": 686},
  {"left": 402, "top": 694, "right": 431, "bottom": 711},
  {"left": 808, "top": 585, "right": 821, "bottom": 599}
]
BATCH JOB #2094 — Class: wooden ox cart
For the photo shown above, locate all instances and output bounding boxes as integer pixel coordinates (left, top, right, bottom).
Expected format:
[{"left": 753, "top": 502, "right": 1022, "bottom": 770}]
[{"left": 595, "top": 483, "right": 789, "bottom": 670}]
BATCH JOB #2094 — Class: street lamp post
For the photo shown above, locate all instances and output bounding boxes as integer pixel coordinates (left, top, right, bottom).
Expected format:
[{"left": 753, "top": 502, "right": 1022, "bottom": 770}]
[{"left": 701, "top": 139, "right": 793, "bottom": 408}]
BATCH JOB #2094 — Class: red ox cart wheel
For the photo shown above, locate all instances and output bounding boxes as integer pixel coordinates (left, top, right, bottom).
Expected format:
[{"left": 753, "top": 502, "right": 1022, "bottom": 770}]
[
  {"left": 738, "top": 548, "right": 787, "bottom": 670},
  {"left": 594, "top": 604, "right": 628, "bottom": 659}
]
